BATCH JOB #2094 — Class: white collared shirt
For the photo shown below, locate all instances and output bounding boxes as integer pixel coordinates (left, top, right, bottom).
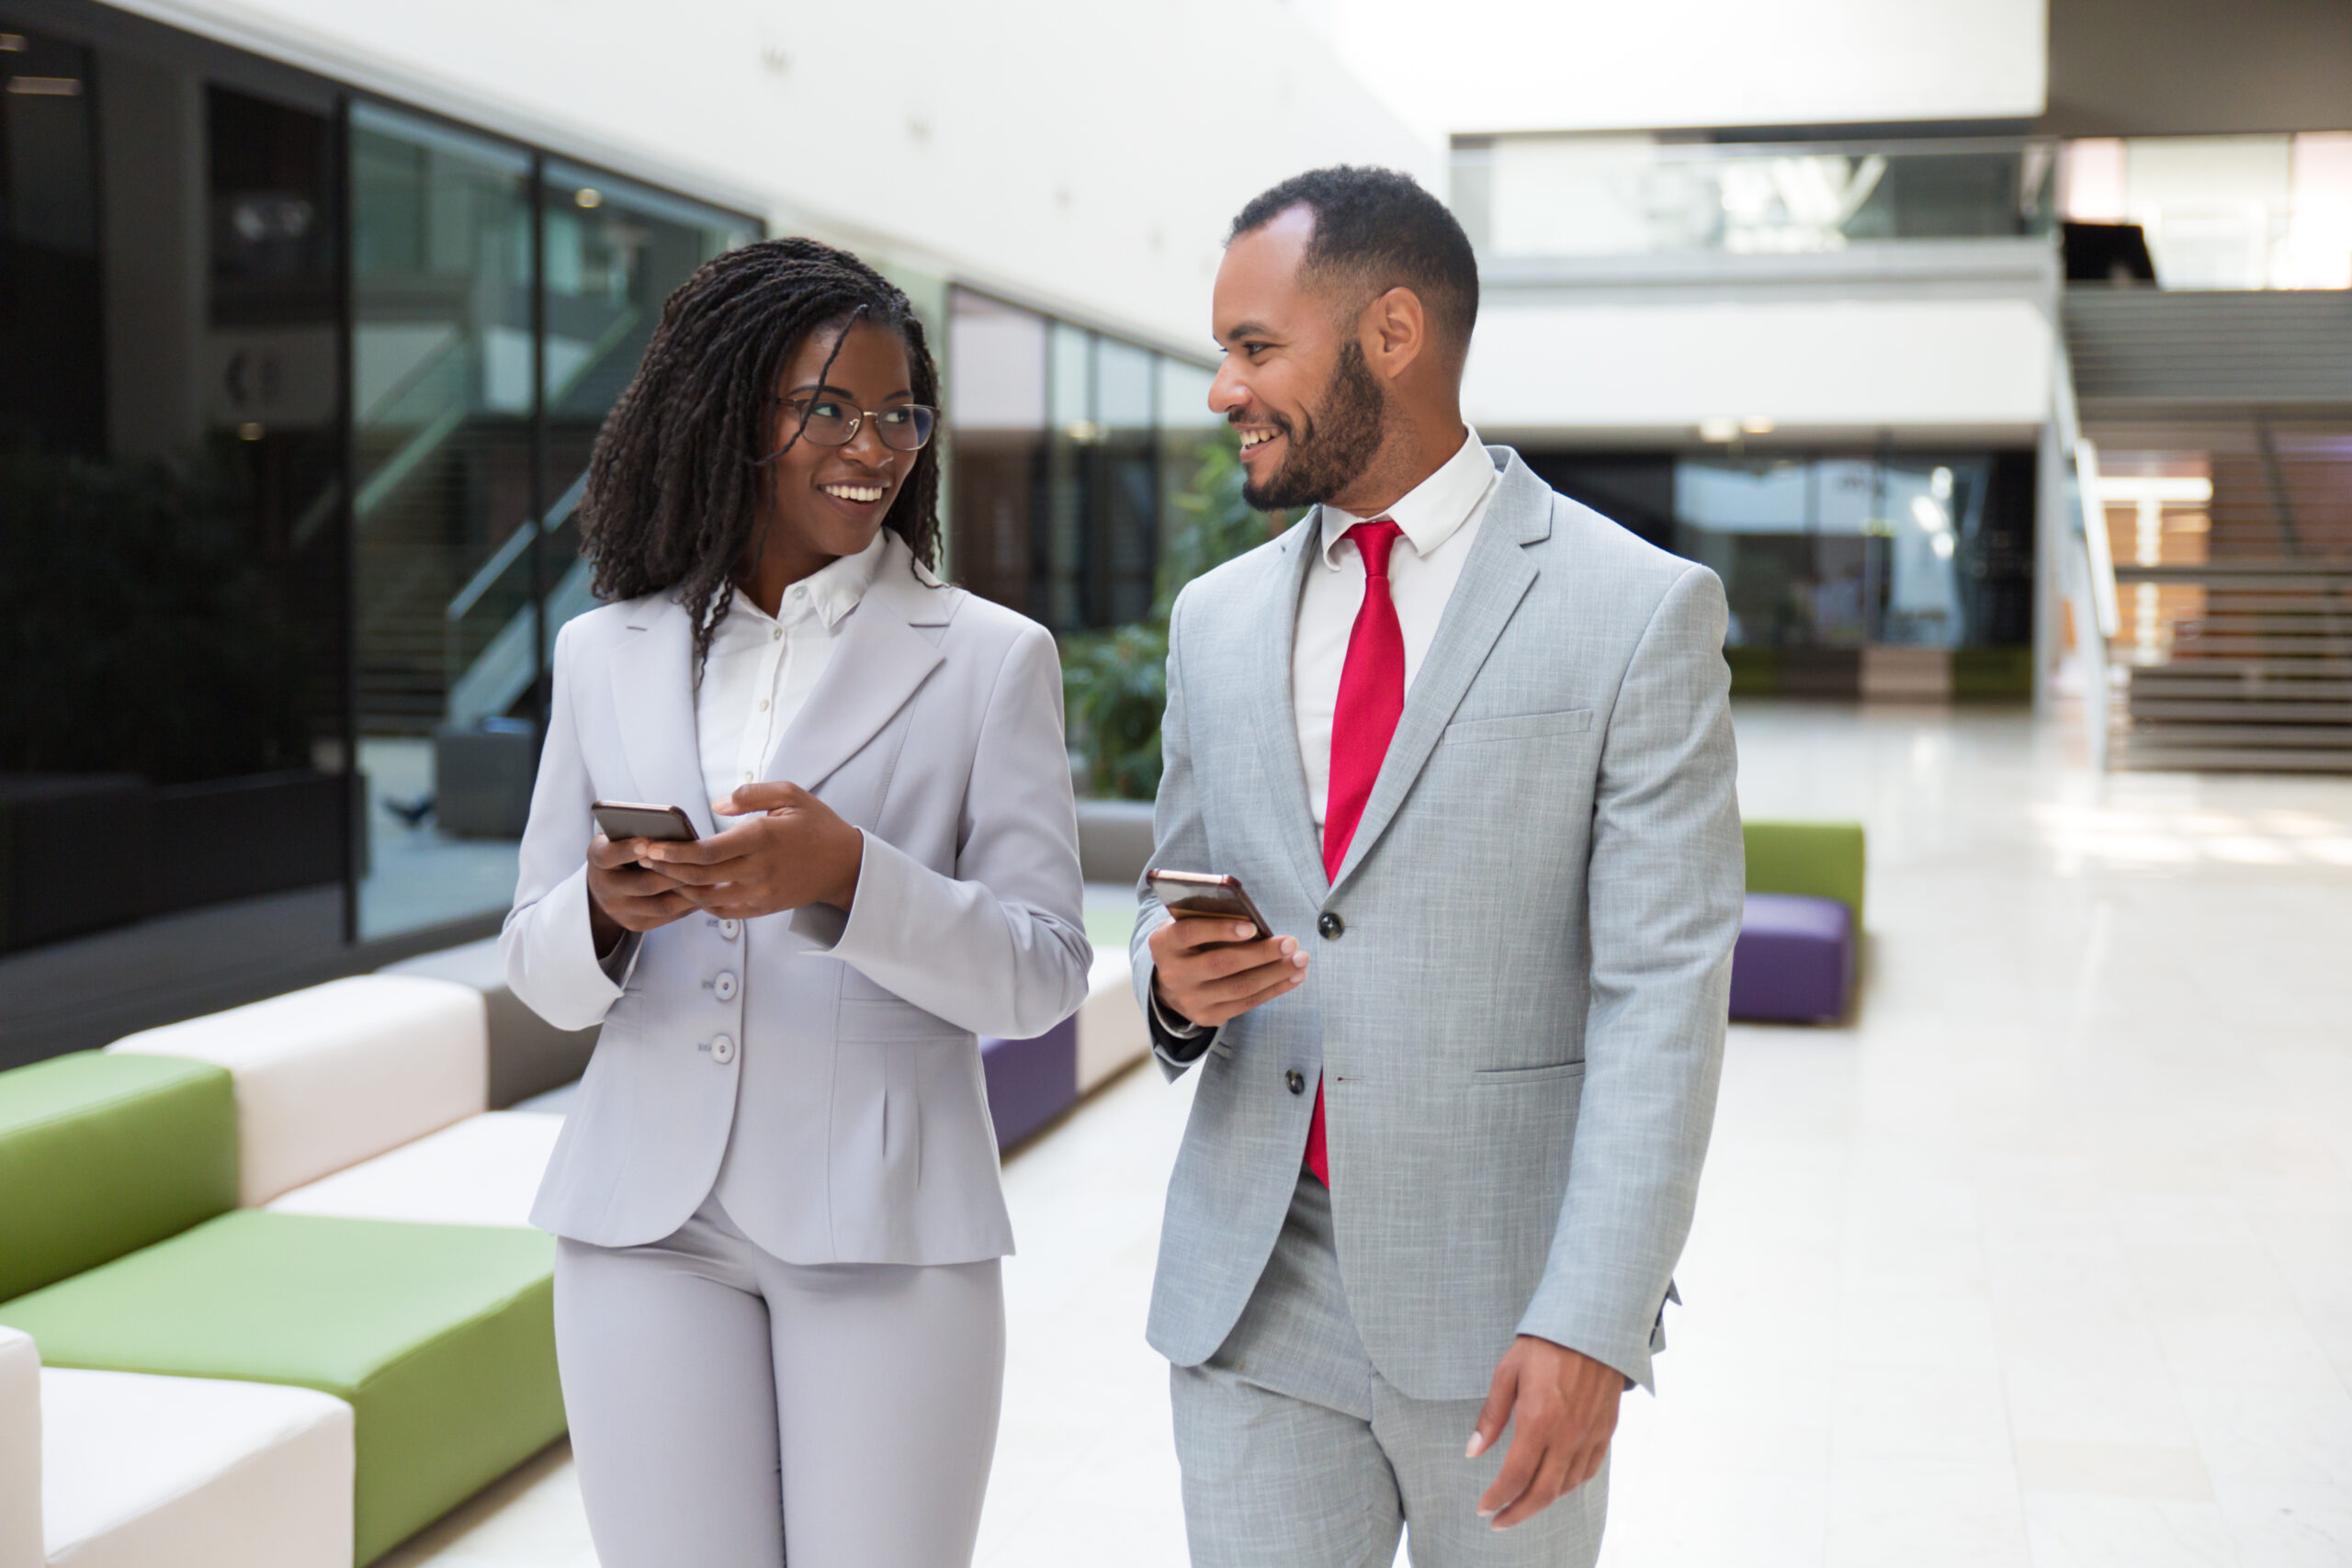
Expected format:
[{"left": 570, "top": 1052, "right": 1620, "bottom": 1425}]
[
  {"left": 1292, "top": 426, "right": 1499, "bottom": 827},
  {"left": 695, "top": 532, "right": 888, "bottom": 809}
]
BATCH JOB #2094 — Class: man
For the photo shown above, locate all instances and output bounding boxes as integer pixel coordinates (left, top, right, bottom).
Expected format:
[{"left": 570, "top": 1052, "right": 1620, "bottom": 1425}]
[{"left": 1132, "top": 166, "right": 1742, "bottom": 1568}]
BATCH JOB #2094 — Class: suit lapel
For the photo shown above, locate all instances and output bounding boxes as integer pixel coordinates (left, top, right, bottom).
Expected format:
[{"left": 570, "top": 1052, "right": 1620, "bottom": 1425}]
[
  {"left": 764, "top": 542, "right": 951, "bottom": 798},
  {"left": 609, "top": 597, "right": 718, "bottom": 837},
  {"left": 1244, "top": 514, "right": 1332, "bottom": 905},
  {"left": 1329, "top": 454, "right": 1554, "bottom": 895}
]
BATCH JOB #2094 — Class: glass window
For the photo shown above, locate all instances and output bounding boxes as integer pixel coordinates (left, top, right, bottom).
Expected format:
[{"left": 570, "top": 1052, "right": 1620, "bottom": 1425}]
[
  {"left": 946, "top": 288, "right": 1047, "bottom": 615},
  {"left": 1096, "top": 337, "right": 1159, "bottom": 626},
  {"left": 1669, "top": 453, "right": 2019, "bottom": 650},
  {"left": 349, "top": 104, "right": 537, "bottom": 938}
]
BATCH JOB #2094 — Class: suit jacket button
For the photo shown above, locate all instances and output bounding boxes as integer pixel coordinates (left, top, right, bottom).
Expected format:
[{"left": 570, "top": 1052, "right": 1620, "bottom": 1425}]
[
  {"left": 718, "top": 919, "right": 741, "bottom": 940},
  {"left": 1317, "top": 911, "right": 1343, "bottom": 940},
  {"left": 711, "top": 1034, "right": 737, "bottom": 1065},
  {"left": 1285, "top": 1069, "right": 1306, "bottom": 1095},
  {"left": 714, "top": 971, "right": 739, "bottom": 1001}
]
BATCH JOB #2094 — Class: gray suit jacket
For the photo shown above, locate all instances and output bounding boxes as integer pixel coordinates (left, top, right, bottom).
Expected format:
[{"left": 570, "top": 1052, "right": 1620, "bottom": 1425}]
[
  {"left": 1133, "top": 447, "right": 1741, "bottom": 1398},
  {"left": 506, "top": 535, "right": 1091, "bottom": 1264}
]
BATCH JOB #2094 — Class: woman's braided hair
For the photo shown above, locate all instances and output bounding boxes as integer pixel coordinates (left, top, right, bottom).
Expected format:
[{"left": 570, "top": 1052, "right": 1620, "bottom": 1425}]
[{"left": 579, "top": 237, "right": 944, "bottom": 671}]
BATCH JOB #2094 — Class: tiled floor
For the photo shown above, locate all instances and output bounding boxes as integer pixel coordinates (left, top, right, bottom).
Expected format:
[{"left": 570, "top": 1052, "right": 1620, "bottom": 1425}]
[{"left": 391, "top": 703, "right": 2352, "bottom": 1568}]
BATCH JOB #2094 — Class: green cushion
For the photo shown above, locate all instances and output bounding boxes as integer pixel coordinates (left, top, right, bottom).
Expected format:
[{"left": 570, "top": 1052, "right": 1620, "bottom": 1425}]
[
  {"left": 0, "top": 1210, "right": 562, "bottom": 1563},
  {"left": 0, "top": 1051, "right": 236, "bottom": 1301},
  {"left": 1742, "top": 819, "right": 1867, "bottom": 928},
  {"left": 1951, "top": 645, "right": 2034, "bottom": 701}
]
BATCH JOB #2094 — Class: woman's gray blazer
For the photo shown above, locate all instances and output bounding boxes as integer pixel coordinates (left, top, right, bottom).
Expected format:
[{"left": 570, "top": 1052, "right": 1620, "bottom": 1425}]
[{"left": 503, "top": 536, "right": 1091, "bottom": 1265}]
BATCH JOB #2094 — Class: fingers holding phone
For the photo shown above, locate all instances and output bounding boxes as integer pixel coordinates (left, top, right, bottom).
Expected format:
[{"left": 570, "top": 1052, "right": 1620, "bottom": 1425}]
[
  {"left": 1148, "top": 908, "right": 1308, "bottom": 1029},
  {"left": 584, "top": 823, "right": 697, "bottom": 943}
]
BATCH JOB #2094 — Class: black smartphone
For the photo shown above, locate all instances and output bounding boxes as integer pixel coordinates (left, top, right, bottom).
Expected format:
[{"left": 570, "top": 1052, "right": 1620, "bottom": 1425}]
[
  {"left": 1146, "top": 869, "right": 1272, "bottom": 942},
  {"left": 592, "top": 800, "right": 698, "bottom": 843}
]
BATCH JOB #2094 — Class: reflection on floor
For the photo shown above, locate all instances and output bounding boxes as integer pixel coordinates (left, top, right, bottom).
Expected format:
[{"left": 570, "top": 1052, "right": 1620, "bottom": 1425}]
[
  {"left": 390, "top": 704, "right": 2352, "bottom": 1568},
  {"left": 357, "top": 738, "right": 522, "bottom": 940}
]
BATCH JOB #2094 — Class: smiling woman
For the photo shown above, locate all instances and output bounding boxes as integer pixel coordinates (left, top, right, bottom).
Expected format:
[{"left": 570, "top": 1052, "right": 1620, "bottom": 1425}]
[{"left": 502, "top": 233, "right": 1090, "bottom": 1568}]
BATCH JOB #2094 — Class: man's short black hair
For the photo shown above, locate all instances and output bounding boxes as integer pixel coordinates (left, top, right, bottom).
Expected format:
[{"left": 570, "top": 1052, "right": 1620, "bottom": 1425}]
[{"left": 1229, "top": 166, "right": 1479, "bottom": 358}]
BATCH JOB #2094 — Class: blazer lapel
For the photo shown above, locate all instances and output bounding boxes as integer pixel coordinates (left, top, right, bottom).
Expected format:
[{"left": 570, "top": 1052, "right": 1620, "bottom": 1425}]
[
  {"left": 1244, "top": 513, "right": 1332, "bottom": 905},
  {"left": 1329, "top": 454, "right": 1554, "bottom": 895},
  {"left": 764, "top": 543, "right": 951, "bottom": 798},
  {"left": 609, "top": 597, "right": 719, "bottom": 837}
]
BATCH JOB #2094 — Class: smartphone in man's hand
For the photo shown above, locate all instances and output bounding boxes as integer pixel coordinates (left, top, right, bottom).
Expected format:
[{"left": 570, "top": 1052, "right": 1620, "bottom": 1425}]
[{"left": 1146, "top": 869, "right": 1272, "bottom": 941}]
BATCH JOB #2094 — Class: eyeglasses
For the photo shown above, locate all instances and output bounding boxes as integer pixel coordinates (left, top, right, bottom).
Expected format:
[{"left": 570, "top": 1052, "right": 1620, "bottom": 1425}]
[{"left": 772, "top": 396, "right": 937, "bottom": 453}]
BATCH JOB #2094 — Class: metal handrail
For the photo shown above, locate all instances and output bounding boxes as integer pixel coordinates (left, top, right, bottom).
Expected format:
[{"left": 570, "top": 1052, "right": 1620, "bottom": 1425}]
[{"left": 445, "top": 469, "right": 590, "bottom": 626}]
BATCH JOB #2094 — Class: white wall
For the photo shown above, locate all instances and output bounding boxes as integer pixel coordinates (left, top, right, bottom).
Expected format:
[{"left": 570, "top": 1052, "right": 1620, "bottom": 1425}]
[
  {"left": 1464, "top": 297, "right": 2053, "bottom": 437},
  {"left": 1317, "top": 0, "right": 2048, "bottom": 141},
  {"left": 109, "top": 0, "right": 1438, "bottom": 353}
]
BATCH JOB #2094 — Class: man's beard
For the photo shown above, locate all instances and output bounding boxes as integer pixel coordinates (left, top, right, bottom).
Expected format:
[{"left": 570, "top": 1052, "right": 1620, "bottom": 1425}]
[{"left": 1238, "top": 340, "right": 1385, "bottom": 512}]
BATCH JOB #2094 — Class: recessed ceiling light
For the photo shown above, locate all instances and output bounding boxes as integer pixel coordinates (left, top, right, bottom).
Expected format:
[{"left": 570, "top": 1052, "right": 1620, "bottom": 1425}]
[
  {"left": 574, "top": 187, "right": 602, "bottom": 209},
  {"left": 237, "top": 422, "right": 266, "bottom": 442},
  {"left": 1698, "top": 417, "right": 1738, "bottom": 443},
  {"left": 1740, "top": 415, "right": 1775, "bottom": 434}
]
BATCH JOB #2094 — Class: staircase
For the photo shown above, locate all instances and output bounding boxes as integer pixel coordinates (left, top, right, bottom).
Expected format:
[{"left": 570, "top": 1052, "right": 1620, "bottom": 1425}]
[{"left": 2064, "top": 287, "right": 2352, "bottom": 773}]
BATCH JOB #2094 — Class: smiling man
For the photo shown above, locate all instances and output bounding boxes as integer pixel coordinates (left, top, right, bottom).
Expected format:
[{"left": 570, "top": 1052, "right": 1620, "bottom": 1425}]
[{"left": 1131, "top": 167, "right": 1744, "bottom": 1568}]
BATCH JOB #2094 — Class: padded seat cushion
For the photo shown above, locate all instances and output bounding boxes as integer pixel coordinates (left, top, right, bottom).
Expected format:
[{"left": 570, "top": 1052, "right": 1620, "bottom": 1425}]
[
  {"left": 1729, "top": 893, "right": 1855, "bottom": 1023},
  {"left": 379, "top": 939, "right": 598, "bottom": 1110},
  {"left": 41, "top": 1368, "right": 352, "bottom": 1568},
  {"left": 1741, "top": 818, "right": 1867, "bottom": 928},
  {"left": 109, "top": 975, "right": 490, "bottom": 1205},
  {"left": 980, "top": 1019, "right": 1077, "bottom": 1151},
  {"left": 0, "top": 1052, "right": 235, "bottom": 1302},
  {"left": 1077, "top": 948, "right": 1148, "bottom": 1092},
  {"left": 1, "top": 1329, "right": 36, "bottom": 1568},
  {"left": 0, "top": 1211, "right": 561, "bottom": 1565},
  {"left": 267, "top": 1111, "right": 563, "bottom": 1229}
]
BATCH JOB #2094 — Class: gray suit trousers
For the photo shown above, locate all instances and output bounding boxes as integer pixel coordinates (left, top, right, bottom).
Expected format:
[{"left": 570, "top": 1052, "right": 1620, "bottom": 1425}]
[
  {"left": 1172, "top": 1176, "right": 1607, "bottom": 1568},
  {"left": 554, "top": 1196, "right": 1004, "bottom": 1568}
]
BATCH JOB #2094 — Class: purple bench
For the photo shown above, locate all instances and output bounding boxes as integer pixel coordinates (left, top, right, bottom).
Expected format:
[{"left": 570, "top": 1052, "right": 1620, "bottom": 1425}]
[
  {"left": 1728, "top": 893, "right": 1854, "bottom": 1023},
  {"left": 979, "top": 1016, "right": 1079, "bottom": 1152}
]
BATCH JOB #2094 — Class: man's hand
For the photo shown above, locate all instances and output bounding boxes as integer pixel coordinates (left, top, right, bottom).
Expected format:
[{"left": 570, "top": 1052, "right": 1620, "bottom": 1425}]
[
  {"left": 632, "top": 782, "right": 864, "bottom": 921},
  {"left": 1468, "top": 1337, "right": 1622, "bottom": 1529},
  {"left": 1148, "top": 914, "right": 1307, "bottom": 1028},
  {"left": 585, "top": 831, "right": 697, "bottom": 949}
]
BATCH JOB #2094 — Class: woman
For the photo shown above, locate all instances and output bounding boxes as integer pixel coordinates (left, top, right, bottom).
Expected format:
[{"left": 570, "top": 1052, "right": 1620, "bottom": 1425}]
[{"left": 502, "top": 238, "right": 1091, "bottom": 1568}]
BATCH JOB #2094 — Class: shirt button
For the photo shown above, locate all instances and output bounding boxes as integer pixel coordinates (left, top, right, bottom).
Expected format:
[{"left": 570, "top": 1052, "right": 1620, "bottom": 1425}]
[
  {"left": 714, "top": 971, "right": 739, "bottom": 1001},
  {"left": 718, "top": 919, "right": 741, "bottom": 940},
  {"left": 710, "top": 1034, "right": 736, "bottom": 1065},
  {"left": 771, "top": 627, "right": 783, "bottom": 641},
  {"left": 1317, "top": 911, "right": 1344, "bottom": 940},
  {"left": 757, "top": 698, "right": 770, "bottom": 711},
  {"left": 741, "top": 771, "right": 753, "bottom": 784},
  {"left": 1285, "top": 1069, "right": 1306, "bottom": 1095},
  {"left": 790, "top": 584, "right": 806, "bottom": 600}
]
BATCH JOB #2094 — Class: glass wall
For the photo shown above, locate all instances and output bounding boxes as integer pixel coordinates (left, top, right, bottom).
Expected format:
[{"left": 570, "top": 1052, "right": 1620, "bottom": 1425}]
[
  {"left": 945, "top": 285, "right": 1219, "bottom": 632},
  {"left": 350, "top": 128, "right": 745, "bottom": 940},
  {"left": 0, "top": 7, "right": 757, "bottom": 1060},
  {"left": 1453, "top": 134, "right": 2058, "bottom": 260}
]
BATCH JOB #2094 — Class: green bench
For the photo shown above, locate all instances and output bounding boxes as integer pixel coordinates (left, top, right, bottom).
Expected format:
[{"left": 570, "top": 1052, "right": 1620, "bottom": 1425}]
[{"left": 0, "top": 1050, "right": 563, "bottom": 1563}]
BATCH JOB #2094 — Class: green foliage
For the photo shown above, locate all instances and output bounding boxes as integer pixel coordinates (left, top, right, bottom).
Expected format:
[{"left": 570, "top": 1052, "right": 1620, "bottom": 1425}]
[
  {"left": 0, "top": 442, "right": 311, "bottom": 784},
  {"left": 1061, "top": 438, "right": 1279, "bottom": 800}
]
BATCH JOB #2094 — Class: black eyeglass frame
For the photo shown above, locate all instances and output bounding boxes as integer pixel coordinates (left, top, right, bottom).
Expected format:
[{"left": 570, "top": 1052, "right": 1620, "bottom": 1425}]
[{"left": 769, "top": 395, "right": 939, "bottom": 453}]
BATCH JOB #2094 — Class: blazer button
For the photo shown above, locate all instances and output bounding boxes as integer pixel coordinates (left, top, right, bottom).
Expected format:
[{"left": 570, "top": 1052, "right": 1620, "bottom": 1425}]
[
  {"left": 710, "top": 1034, "right": 736, "bottom": 1065},
  {"left": 1317, "top": 911, "right": 1344, "bottom": 940},
  {"left": 714, "top": 971, "right": 739, "bottom": 1001},
  {"left": 1285, "top": 1069, "right": 1306, "bottom": 1095},
  {"left": 718, "top": 919, "right": 741, "bottom": 941}
]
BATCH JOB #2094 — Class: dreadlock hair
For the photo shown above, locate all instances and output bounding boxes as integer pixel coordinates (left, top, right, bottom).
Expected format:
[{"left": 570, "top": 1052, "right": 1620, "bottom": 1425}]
[{"left": 579, "top": 236, "right": 944, "bottom": 672}]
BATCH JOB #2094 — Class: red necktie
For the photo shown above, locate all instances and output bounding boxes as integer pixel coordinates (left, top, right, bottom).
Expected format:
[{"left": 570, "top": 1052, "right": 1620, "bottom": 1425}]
[{"left": 1306, "top": 519, "right": 1407, "bottom": 1187}]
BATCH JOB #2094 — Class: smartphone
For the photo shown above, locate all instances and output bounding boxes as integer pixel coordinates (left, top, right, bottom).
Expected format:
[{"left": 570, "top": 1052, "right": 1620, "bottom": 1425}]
[
  {"left": 1147, "top": 869, "right": 1272, "bottom": 942},
  {"left": 592, "top": 800, "right": 698, "bottom": 843}
]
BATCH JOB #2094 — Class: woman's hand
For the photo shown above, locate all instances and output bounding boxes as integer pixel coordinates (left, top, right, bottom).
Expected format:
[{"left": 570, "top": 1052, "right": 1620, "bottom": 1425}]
[
  {"left": 635, "top": 782, "right": 864, "bottom": 920},
  {"left": 585, "top": 832, "right": 698, "bottom": 950}
]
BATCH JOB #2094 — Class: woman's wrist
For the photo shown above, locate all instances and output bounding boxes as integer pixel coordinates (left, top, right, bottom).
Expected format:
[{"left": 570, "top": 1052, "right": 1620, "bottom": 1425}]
[{"left": 822, "top": 820, "right": 865, "bottom": 911}]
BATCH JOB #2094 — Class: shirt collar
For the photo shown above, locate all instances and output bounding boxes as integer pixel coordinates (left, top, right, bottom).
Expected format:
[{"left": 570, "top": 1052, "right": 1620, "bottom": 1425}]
[
  {"left": 728, "top": 530, "right": 889, "bottom": 633},
  {"left": 1318, "top": 426, "right": 1497, "bottom": 569}
]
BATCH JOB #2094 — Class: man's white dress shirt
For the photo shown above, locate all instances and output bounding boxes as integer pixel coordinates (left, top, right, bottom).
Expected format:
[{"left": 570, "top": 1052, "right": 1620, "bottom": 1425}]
[
  {"left": 1291, "top": 426, "right": 1498, "bottom": 826},
  {"left": 1155, "top": 427, "right": 1497, "bottom": 1038},
  {"left": 695, "top": 532, "right": 888, "bottom": 809}
]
